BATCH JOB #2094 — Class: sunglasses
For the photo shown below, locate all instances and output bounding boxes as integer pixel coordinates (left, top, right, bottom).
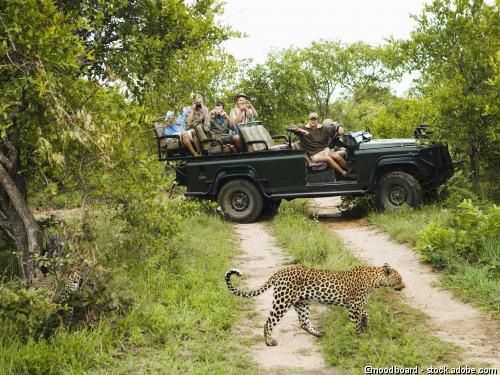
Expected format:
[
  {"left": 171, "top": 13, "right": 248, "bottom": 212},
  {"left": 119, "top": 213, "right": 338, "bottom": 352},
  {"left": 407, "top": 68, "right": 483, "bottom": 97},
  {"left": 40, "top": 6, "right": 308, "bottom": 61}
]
[{"left": 310, "top": 117, "right": 317, "bottom": 120}]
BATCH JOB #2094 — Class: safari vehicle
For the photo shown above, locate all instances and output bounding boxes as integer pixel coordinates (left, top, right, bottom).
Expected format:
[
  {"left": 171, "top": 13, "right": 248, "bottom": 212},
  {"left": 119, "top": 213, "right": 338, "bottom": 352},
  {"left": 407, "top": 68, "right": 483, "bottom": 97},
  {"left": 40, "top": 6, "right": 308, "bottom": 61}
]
[{"left": 153, "top": 121, "right": 454, "bottom": 223}]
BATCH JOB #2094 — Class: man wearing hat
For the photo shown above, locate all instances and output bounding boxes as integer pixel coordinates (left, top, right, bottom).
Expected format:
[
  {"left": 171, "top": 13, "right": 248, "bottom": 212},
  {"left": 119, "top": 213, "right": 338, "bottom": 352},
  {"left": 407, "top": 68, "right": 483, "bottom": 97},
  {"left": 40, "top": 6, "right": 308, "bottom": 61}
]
[
  {"left": 229, "top": 93, "right": 258, "bottom": 126},
  {"left": 287, "top": 113, "right": 350, "bottom": 177}
]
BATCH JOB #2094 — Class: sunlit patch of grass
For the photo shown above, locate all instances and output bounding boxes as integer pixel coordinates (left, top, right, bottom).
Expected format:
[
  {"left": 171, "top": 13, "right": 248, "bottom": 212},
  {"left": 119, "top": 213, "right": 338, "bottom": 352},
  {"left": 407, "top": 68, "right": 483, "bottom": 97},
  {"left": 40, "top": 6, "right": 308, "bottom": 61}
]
[
  {"left": 321, "top": 291, "right": 460, "bottom": 369},
  {"left": 368, "top": 205, "right": 453, "bottom": 245}
]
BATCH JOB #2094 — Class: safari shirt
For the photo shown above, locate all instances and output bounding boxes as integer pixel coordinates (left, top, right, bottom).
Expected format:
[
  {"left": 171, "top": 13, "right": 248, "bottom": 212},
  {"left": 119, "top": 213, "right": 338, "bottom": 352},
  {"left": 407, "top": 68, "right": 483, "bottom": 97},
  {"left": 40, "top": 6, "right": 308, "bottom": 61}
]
[
  {"left": 288, "top": 124, "right": 338, "bottom": 157},
  {"left": 205, "top": 113, "right": 231, "bottom": 137}
]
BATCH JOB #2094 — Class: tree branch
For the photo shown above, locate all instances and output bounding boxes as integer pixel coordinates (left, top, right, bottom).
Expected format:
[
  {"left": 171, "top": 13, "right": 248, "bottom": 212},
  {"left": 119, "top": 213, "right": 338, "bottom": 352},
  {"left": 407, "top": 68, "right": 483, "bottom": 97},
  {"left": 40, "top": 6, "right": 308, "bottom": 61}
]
[{"left": 0, "top": 152, "right": 14, "bottom": 171}]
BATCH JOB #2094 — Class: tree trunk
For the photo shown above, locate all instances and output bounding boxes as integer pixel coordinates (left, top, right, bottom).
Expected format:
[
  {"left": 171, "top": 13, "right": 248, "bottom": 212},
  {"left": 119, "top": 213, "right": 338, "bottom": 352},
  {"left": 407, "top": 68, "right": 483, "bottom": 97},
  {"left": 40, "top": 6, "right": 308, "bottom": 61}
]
[
  {"left": 0, "top": 162, "right": 43, "bottom": 285},
  {"left": 470, "top": 143, "right": 480, "bottom": 191}
]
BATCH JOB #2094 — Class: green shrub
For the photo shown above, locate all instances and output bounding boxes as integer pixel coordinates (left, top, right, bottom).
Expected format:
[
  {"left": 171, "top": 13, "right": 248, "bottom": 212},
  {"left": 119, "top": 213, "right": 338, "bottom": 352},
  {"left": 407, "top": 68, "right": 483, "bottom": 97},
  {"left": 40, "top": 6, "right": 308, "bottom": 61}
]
[
  {"left": 439, "top": 170, "right": 482, "bottom": 208},
  {"left": 416, "top": 200, "right": 499, "bottom": 267},
  {"left": 0, "top": 283, "right": 61, "bottom": 338}
]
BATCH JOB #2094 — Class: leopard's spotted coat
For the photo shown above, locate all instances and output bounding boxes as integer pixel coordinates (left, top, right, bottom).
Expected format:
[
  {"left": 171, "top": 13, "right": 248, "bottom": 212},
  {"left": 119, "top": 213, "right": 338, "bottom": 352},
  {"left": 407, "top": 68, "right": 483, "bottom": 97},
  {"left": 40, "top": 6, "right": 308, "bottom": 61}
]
[{"left": 225, "top": 264, "right": 405, "bottom": 346}]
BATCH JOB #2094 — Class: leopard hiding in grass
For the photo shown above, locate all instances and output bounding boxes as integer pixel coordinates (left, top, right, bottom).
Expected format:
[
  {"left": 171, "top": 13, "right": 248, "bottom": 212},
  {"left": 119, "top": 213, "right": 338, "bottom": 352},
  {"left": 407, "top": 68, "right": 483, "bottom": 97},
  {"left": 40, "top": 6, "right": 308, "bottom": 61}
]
[{"left": 225, "top": 263, "right": 405, "bottom": 346}]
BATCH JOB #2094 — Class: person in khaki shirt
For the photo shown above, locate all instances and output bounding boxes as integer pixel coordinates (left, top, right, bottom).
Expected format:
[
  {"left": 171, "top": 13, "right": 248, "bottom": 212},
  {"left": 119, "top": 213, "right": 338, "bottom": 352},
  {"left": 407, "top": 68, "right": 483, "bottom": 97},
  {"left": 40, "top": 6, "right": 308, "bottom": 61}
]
[{"left": 287, "top": 112, "right": 350, "bottom": 177}]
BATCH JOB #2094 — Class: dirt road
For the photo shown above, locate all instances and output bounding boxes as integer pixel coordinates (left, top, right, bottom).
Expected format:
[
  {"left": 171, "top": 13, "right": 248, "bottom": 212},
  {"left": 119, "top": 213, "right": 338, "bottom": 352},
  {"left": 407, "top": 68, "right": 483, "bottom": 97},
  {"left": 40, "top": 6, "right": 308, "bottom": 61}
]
[
  {"left": 312, "top": 197, "right": 500, "bottom": 368},
  {"left": 232, "top": 223, "right": 341, "bottom": 374}
]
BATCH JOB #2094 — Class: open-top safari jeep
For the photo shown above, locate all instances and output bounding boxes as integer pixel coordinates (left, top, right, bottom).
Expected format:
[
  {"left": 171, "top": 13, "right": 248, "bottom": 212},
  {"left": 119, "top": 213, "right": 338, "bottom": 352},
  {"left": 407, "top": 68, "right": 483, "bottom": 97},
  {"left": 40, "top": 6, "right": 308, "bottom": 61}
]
[{"left": 153, "top": 121, "right": 454, "bottom": 223}]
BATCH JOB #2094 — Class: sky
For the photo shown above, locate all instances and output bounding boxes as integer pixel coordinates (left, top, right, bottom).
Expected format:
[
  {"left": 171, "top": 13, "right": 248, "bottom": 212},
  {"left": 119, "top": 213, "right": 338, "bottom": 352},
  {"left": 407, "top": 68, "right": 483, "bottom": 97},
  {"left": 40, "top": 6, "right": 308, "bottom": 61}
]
[{"left": 220, "top": 0, "right": 429, "bottom": 64}]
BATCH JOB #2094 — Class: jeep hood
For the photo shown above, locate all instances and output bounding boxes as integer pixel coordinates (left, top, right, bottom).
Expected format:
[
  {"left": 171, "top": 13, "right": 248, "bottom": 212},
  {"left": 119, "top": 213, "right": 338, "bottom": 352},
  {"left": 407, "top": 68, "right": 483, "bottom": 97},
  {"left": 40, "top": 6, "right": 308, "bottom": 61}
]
[{"left": 359, "top": 138, "right": 417, "bottom": 150}]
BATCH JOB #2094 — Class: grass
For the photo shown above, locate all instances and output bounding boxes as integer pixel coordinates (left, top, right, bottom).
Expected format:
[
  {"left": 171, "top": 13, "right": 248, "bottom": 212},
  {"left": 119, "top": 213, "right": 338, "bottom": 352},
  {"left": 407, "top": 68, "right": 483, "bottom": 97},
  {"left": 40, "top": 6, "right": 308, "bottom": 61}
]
[
  {"left": 368, "top": 204, "right": 500, "bottom": 316},
  {"left": 0, "top": 211, "right": 256, "bottom": 374},
  {"left": 268, "top": 200, "right": 461, "bottom": 372},
  {"left": 367, "top": 205, "right": 453, "bottom": 245}
]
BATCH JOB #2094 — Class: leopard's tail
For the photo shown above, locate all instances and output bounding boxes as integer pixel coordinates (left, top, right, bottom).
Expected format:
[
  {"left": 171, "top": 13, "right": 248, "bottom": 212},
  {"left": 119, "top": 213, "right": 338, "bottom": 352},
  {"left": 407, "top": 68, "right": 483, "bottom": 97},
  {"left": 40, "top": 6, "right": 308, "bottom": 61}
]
[{"left": 225, "top": 269, "right": 273, "bottom": 298}]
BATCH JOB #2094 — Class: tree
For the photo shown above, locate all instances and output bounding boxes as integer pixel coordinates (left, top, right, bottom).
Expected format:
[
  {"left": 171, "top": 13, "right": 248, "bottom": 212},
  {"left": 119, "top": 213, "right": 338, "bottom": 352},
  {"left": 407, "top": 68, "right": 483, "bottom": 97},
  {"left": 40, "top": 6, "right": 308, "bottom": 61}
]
[
  {"left": 237, "top": 49, "right": 312, "bottom": 133},
  {"left": 300, "top": 41, "right": 395, "bottom": 119},
  {"left": 404, "top": 0, "right": 499, "bottom": 188},
  {"left": 0, "top": 0, "right": 232, "bottom": 283},
  {"left": 237, "top": 41, "right": 395, "bottom": 132}
]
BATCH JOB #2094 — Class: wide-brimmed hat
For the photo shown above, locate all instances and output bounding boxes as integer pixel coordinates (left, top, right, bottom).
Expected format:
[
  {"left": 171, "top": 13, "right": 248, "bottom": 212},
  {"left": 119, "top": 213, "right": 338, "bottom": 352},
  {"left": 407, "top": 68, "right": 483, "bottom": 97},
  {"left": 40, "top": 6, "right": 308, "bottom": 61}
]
[
  {"left": 322, "top": 118, "right": 334, "bottom": 126},
  {"left": 309, "top": 112, "right": 319, "bottom": 120},
  {"left": 234, "top": 93, "right": 250, "bottom": 102}
]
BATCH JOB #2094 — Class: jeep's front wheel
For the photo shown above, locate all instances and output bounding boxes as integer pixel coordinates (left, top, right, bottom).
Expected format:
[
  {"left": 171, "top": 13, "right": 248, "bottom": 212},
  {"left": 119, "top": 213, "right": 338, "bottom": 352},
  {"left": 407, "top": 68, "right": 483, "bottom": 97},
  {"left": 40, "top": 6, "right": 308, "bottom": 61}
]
[
  {"left": 375, "top": 171, "right": 422, "bottom": 210},
  {"left": 217, "top": 179, "right": 263, "bottom": 223}
]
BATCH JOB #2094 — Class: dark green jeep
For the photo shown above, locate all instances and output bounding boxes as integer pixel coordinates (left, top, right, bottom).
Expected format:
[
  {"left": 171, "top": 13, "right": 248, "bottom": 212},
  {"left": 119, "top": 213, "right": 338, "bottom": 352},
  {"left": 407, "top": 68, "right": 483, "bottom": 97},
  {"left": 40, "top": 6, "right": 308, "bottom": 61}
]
[{"left": 153, "top": 122, "right": 454, "bottom": 223}]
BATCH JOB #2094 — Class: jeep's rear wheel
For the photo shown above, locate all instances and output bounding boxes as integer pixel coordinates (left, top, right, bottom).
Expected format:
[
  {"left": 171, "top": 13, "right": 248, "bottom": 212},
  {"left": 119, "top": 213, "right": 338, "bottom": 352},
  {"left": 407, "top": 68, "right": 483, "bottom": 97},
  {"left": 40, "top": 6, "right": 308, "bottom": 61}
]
[
  {"left": 217, "top": 179, "right": 263, "bottom": 223},
  {"left": 375, "top": 171, "right": 422, "bottom": 210}
]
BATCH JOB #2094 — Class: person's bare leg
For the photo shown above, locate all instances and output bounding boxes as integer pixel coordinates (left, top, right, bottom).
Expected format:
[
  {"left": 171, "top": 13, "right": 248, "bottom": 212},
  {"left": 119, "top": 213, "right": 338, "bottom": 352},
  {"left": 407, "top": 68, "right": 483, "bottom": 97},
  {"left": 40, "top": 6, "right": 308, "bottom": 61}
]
[
  {"left": 232, "top": 135, "right": 242, "bottom": 152},
  {"left": 330, "top": 151, "right": 348, "bottom": 169},
  {"left": 189, "top": 129, "right": 202, "bottom": 154},
  {"left": 314, "top": 155, "right": 347, "bottom": 176},
  {"left": 181, "top": 132, "right": 199, "bottom": 156}
]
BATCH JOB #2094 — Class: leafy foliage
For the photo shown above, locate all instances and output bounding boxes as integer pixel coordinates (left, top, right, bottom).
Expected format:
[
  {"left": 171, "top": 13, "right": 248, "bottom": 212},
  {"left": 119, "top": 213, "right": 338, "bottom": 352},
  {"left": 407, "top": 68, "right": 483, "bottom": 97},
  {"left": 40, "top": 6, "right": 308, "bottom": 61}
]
[
  {"left": 402, "top": 0, "right": 499, "bottom": 187},
  {"left": 416, "top": 200, "right": 499, "bottom": 269},
  {"left": 0, "top": 284, "right": 60, "bottom": 337},
  {"left": 438, "top": 170, "right": 482, "bottom": 208}
]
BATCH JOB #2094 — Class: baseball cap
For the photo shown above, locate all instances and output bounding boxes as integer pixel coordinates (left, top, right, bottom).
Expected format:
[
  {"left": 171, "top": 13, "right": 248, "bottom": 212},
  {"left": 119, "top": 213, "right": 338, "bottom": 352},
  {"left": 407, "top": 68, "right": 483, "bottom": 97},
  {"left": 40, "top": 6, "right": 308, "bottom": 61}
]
[{"left": 309, "top": 112, "right": 319, "bottom": 120}]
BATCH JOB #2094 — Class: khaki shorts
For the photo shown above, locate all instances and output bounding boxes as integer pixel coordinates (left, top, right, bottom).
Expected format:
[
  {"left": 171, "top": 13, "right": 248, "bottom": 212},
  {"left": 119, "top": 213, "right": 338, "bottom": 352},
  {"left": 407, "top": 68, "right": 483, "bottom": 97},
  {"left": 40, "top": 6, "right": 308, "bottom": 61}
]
[{"left": 310, "top": 147, "right": 332, "bottom": 162}]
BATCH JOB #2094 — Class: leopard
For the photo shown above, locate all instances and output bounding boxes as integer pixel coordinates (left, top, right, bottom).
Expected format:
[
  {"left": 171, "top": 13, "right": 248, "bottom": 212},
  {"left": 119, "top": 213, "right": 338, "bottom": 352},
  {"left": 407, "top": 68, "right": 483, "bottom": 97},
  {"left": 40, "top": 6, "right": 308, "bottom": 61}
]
[
  {"left": 31, "top": 234, "right": 86, "bottom": 305},
  {"left": 32, "top": 270, "right": 83, "bottom": 303},
  {"left": 225, "top": 263, "right": 405, "bottom": 346}
]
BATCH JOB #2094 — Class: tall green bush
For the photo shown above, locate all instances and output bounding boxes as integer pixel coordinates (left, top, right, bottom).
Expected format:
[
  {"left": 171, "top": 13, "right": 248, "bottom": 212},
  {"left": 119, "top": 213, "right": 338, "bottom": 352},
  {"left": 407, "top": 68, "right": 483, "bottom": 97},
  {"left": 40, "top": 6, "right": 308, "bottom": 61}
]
[{"left": 416, "top": 200, "right": 499, "bottom": 270}]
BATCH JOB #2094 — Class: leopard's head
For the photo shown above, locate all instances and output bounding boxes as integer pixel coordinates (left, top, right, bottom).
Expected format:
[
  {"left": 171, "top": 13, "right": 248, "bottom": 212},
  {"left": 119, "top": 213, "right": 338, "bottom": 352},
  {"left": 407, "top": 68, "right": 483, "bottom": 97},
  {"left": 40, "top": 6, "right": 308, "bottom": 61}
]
[{"left": 379, "top": 263, "right": 405, "bottom": 291}]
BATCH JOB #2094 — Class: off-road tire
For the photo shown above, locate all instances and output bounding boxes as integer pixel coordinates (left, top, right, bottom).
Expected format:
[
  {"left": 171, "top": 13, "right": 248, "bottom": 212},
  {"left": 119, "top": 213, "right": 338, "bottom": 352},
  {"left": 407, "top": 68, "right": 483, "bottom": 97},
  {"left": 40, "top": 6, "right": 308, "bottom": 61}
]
[
  {"left": 261, "top": 198, "right": 282, "bottom": 219},
  {"left": 217, "top": 179, "right": 263, "bottom": 223},
  {"left": 375, "top": 171, "right": 422, "bottom": 210}
]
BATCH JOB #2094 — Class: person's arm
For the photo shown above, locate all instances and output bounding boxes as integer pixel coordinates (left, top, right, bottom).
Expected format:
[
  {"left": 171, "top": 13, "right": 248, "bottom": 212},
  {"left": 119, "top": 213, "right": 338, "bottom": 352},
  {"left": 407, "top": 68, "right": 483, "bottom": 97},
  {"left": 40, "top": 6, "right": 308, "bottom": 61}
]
[
  {"left": 202, "top": 117, "right": 211, "bottom": 132},
  {"left": 286, "top": 125, "right": 309, "bottom": 135},
  {"left": 202, "top": 106, "right": 209, "bottom": 126},
  {"left": 222, "top": 111, "right": 234, "bottom": 129},
  {"left": 230, "top": 108, "right": 244, "bottom": 126},
  {"left": 186, "top": 109, "right": 195, "bottom": 127},
  {"left": 247, "top": 101, "right": 257, "bottom": 118}
]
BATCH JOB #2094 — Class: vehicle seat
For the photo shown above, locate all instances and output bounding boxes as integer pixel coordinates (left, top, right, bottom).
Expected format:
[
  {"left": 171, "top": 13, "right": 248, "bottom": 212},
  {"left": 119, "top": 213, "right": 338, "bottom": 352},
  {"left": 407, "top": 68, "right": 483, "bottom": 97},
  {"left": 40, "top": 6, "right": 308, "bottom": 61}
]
[
  {"left": 239, "top": 124, "right": 289, "bottom": 152},
  {"left": 152, "top": 121, "right": 182, "bottom": 156},
  {"left": 195, "top": 125, "right": 233, "bottom": 154},
  {"left": 292, "top": 141, "right": 328, "bottom": 171}
]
